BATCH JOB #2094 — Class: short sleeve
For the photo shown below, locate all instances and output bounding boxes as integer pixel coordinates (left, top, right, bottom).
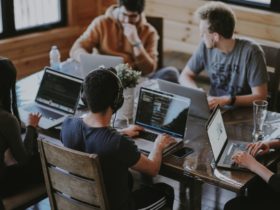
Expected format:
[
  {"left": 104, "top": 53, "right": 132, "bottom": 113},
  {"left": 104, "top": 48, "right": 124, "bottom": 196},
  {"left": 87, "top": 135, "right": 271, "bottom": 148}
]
[
  {"left": 247, "top": 45, "right": 268, "bottom": 87},
  {"left": 118, "top": 136, "right": 141, "bottom": 167},
  {"left": 186, "top": 41, "right": 205, "bottom": 75}
]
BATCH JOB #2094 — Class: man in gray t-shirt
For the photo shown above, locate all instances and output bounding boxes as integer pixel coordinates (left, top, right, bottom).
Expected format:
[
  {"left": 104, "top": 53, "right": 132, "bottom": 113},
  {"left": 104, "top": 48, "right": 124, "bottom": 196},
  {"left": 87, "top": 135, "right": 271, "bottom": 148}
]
[{"left": 179, "top": 2, "right": 267, "bottom": 109}]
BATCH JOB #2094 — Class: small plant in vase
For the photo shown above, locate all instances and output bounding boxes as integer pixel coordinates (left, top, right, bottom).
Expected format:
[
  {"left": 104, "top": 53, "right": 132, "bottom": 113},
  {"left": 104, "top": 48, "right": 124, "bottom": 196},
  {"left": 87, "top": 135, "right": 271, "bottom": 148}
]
[
  {"left": 114, "top": 63, "right": 141, "bottom": 120},
  {"left": 115, "top": 63, "right": 141, "bottom": 89}
]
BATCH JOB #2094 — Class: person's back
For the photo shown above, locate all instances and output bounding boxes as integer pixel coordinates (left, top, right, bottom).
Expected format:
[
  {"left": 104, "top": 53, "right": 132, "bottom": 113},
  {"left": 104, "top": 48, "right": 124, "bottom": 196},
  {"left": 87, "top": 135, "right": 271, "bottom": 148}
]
[{"left": 61, "top": 117, "right": 140, "bottom": 209}]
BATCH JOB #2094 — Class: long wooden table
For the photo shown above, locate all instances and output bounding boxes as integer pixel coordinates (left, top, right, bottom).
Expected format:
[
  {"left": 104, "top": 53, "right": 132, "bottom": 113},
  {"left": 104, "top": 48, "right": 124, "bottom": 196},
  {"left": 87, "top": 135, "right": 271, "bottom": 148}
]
[{"left": 17, "top": 69, "right": 280, "bottom": 210}]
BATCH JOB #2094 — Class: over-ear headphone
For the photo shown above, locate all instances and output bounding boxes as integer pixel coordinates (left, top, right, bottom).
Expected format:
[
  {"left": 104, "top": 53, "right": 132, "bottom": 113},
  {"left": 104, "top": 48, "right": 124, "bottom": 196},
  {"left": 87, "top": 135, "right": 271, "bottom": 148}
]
[{"left": 105, "top": 69, "right": 124, "bottom": 113}]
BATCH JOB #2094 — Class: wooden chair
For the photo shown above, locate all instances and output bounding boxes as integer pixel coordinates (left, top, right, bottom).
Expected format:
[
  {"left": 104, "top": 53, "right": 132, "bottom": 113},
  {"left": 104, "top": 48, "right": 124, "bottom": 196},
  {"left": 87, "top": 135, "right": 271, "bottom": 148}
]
[
  {"left": 260, "top": 44, "right": 280, "bottom": 112},
  {"left": 38, "top": 138, "right": 110, "bottom": 210},
  {"left": 146, "top": 16, "right": 163, "bottom": 69}
]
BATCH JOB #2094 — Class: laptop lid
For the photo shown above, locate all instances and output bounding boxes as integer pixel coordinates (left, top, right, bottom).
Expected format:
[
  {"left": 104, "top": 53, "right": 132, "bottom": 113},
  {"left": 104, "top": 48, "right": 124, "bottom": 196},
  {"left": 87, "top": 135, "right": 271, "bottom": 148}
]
[
  {"left": 135, "top": 87, "right": 191, "bottom": 139},
  {"left": 35, "top": 67, "right": 83, "bottom": 114},
  {"left": 157, "top": 79, "right": 210, "bottom": 120},
  {"left": 80, "top": 54, "right": 124, "bottom": 78},
  {"left": 206, "top": 106, "right": 228, "bottom": 163}
]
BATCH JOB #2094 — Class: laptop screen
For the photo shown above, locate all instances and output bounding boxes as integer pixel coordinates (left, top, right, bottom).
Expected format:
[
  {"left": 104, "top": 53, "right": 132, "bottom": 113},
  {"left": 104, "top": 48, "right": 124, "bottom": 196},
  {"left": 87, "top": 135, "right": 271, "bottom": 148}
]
[
  {"left": 206, "top": 107, "right": 228, "bottom": 161},
  {"left": 35, "top": 68, "right": 83, "bottom": 114},
  {"left": 135, "top": 88, "right": 191, "bottom": 138}
]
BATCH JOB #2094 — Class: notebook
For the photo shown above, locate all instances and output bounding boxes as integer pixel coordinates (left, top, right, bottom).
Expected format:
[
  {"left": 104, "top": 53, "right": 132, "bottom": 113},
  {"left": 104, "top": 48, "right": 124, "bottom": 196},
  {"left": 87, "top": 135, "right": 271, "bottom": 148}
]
[
  {"left": 206, "top": 106, "right": 249, "bottom": 170},
  {"left": 158, "top": 79, "right": 210, "bottom": 120},
  {"left": 19, "top": 67, "right": 83, "bottom": 129},
  {"left": 133, "top": 87, "right": 191, "bottom": 155},
  {"left": 80, "top": 54, "right": 124, "bottom": 78}
]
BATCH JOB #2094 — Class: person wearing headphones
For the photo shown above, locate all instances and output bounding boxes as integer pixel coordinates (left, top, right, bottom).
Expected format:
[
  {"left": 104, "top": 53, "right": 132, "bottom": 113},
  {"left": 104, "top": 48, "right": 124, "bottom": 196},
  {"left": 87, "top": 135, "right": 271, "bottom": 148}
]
[{"left": 60, "top": 67, "right": 175, "bottom": 210}]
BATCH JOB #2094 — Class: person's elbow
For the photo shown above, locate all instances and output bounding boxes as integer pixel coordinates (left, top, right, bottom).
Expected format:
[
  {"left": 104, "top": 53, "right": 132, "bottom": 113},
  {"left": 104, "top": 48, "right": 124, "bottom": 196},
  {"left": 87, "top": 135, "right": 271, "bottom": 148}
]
[{"left": 252, "top": 83, "right": 268, "bottom": 100}]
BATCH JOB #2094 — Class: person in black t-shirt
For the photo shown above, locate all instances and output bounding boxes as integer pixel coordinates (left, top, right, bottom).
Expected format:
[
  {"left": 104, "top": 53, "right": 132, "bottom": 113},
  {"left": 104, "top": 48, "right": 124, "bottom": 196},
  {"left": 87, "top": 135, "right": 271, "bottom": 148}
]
[
  {"left": 61, "top": 67, "right": 176, "bottom": 210},
  {"left": 224, "top": 139, "right": 280, "bottom": 210}
]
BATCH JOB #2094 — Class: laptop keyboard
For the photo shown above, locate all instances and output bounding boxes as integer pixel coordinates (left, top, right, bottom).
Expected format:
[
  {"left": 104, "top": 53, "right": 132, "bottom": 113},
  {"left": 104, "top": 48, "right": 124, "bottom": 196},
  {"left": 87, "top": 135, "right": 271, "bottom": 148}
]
[
  {"left": 25, "top": 106, "right": 63, "bottom": 120},
  {"left": 223, "top": 143, "right": 247, "bottom": 165},
  {"left": 138, "top": 131, "right": 158, "bottom": 142}
]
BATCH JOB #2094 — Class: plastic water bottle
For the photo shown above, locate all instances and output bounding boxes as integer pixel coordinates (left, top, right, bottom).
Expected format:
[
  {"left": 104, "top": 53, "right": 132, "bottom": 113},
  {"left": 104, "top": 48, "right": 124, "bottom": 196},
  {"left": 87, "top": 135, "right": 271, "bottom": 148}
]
[{"left": 49, "top": 45, "right": 61, "bottom": 70}]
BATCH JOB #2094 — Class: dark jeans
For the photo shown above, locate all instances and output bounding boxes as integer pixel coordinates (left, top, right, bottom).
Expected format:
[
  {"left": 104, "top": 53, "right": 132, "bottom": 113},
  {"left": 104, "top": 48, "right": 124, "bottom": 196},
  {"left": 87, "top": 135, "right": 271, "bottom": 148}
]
[
  {"left": 0, "top": 154, "right": 44, "bottom": 198},
  {"left": 224, "top": 178, "right": 280, "bottom": 210},
  {"left": 150, "top": 66, "right": 180, "bottom": 83}
]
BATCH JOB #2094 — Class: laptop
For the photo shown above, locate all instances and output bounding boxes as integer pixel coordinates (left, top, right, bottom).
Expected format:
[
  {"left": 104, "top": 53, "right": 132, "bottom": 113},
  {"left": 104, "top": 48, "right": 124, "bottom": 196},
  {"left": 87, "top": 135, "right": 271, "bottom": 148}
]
[
  {"left": 80, "top": 54, "right": 124, "bottom": 78},
  {"left": 158, "top": 79, "right": 210, "bottom": 120},
  {"left": 19, "top": 67, "right": 83, "bottom": 129},
  {"left": 133, "top": 87, "right": 191, "bottom": 155},
  {"left": 206, "top": 106, "right": 249, "bottom": 170}
]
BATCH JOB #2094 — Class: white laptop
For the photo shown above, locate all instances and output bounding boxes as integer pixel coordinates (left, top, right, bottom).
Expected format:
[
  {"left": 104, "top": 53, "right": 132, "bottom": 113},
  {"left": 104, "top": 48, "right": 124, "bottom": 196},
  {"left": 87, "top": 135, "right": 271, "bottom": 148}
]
[
  {"left": 133, "top": 87, "right": 191, "bottom": 155},
  {"left": 206, "top": 106, "right": 249, "bottom": 170},
  {"left": 19, "top": 67, "right": 83, "bottom": 129},
  {"left": 80, "top": 54, "right": 124, "bottom": 78},
  {"left": 158, "top": 79, "right": 210, "bottom": 120}
]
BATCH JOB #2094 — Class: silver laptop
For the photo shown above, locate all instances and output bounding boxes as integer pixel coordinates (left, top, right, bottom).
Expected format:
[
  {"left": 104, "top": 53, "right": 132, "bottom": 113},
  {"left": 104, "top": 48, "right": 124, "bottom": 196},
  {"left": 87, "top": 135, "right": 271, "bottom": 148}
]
[
  {"left": 206, "top": 106, "right": 249, "bottom": 170},
  {"left": 19, "top": 67, "right": 83, "bottom": 129},
  {"left": 134, "top": 87, "right": 191, "bottom": 155},
  {"left": 158, "top": 79, "right": 210, "bottom": 120},
  {"left": 80, "top": 54, "right": 124, "bottom": 78}
]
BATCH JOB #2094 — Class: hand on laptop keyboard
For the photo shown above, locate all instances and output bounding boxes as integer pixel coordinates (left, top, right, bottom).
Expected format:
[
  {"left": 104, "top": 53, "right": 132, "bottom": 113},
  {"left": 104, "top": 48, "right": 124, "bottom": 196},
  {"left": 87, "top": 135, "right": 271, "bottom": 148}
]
[
  {"left": 154, "top": 134, "right": 176, "bottom": 152},
  {"left": 246, "top": 141, "right": 270, "bottom": 157},
  {"left": 120, "top": 125, "right": 144, "bottom": 137}
]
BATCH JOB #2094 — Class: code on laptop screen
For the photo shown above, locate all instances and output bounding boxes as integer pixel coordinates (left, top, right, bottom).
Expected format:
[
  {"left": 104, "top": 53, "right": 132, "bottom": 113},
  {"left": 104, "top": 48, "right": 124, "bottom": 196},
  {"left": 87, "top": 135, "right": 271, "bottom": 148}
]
[
  {"left": 135, "top": 88, "right": 191, "bottom": 138},
  {"left": 36, "top": 69, "right": 82, "bottom": 113}
]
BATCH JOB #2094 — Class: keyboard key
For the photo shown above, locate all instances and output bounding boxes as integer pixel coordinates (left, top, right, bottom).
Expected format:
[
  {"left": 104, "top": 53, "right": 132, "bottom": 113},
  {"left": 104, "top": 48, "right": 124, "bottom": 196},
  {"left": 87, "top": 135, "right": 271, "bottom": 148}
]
[{"left": 138, "top": 131, "right": 158, "bottom": 142}]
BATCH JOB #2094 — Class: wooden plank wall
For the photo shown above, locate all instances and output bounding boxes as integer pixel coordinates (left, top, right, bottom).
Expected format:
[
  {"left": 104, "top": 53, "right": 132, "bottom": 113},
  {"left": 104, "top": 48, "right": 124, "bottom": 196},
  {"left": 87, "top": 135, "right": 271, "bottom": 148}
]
[
  {"left": 144, "top": 0, "right": 280, "bottom": 54},
  {"left": 0, "top": 0, "right": 101, "bottom": 78}
]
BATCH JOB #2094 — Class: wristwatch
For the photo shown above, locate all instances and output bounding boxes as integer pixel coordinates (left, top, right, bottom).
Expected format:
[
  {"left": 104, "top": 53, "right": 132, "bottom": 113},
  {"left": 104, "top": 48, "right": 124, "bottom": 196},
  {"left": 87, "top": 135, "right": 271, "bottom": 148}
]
[
  {"left": 229, "top": 94, "right": 236, "bottom": 106},
  {"left": 132, "top": 41, "right": 142, "bottom": 48}
]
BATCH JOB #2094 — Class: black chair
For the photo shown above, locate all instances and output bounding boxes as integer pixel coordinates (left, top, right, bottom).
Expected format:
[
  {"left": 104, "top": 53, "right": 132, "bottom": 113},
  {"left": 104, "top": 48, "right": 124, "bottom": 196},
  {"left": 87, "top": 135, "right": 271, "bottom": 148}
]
[
  {"left": 260, "top": 44, "right": 280, "bottom": 112},
  {"left": 146, "top": 16, "right": 163, "bottom": 69}
]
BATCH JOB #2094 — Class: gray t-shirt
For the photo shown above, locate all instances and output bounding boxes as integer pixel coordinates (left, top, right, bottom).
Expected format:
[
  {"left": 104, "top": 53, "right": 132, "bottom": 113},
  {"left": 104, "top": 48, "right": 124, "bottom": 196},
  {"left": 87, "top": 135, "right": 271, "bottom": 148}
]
[{"left": 187, "top": 38, "right": 268, "bottom": 96}]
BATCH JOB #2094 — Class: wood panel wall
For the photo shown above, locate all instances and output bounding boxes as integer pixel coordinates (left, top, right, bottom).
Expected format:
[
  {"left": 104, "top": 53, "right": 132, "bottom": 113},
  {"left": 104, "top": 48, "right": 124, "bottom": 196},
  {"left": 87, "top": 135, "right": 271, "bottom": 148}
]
[
  {"left": 145, "top": 0, "right": 280, "bottom": 54},
  {"left": 0, "top": 0, "right": 101, "bottom": 78}
]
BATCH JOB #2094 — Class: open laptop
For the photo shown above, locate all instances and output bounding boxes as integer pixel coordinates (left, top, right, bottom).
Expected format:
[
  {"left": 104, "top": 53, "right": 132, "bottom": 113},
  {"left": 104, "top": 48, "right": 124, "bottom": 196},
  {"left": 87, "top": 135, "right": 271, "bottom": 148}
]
[
  {"left": 206, "top": 106, "right": 249, "bottom": 170},
  {"left": 80, "top": 54, "right": 124, "bottom": 78},
  {"left": 158, "top": 79, "right": 210, "bottom": 120},
  {"left": 19, "top": 67, "right": 83, "bottom": 129},
  {"left": 133, "top": 87, "right": 191, "bottom": 155}
]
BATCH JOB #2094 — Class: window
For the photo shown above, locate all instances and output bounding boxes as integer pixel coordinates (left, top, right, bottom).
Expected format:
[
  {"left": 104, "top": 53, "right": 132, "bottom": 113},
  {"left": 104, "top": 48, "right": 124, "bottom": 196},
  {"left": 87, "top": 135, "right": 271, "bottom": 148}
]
[
  {"left": 219, "top": 0, "right": 280, "bottom": 12},
  {"left": 0, "top": 0, "right": 67, "bottom": 39}
]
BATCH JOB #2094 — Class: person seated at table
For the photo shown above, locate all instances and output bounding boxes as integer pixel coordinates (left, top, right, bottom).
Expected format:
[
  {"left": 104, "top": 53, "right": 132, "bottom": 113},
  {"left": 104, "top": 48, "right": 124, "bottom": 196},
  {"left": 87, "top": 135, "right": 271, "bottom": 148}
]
[
  {"left": 70, "top": 0, "right": 179, "bottom": 83},
  {"left": 179, "top": 2, "right": 268, "bottom": 109},
  {"left": 61, "top": 67, "right": 176, "bottom": 210},
  {"left": 0, "top": 58, "right": 43, "bottom": 198},
  {"left": 224, "top": 139, "right": 280, "bottom": 210}
]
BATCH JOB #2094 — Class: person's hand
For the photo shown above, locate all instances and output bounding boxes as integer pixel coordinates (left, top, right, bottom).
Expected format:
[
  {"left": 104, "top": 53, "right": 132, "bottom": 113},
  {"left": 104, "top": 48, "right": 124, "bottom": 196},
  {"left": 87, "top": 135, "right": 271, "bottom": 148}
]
[
  {"left": 122, "top": 23, "right": 141, "bottom": 45},
  {"left": 207, "top": 95, "right": 231, "bottom": 110},
  {"left": 246, "top": 141, "right": 270, "bottom": 157},
  {"left": 232, "top": 151, "right": 258, "bottom": 170},
  {"left": 121, "top": 125, "right": 144, "bottom": 137},
  {"left": 154, "top": 133, "right": 176, "bottom": 152},
  {"left": 27, "top": 112, "right": 42, "bottom": 128}
]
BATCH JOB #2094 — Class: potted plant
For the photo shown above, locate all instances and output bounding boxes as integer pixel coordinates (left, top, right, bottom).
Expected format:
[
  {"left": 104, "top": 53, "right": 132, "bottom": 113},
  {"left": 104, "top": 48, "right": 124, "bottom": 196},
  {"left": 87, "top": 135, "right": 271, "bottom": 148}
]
[
  {"left": 114, "top": 63, "right": 141, "bottom": 120},
  {"left": 115, "top": 63, "right": 141, "bottom": 89}
]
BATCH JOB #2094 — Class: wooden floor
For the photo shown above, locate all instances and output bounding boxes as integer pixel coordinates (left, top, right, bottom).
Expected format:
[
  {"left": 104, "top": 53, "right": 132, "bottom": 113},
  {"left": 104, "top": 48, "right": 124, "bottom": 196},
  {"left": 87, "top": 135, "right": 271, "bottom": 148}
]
[{"left": 25, "top": 172, "right": 236, "bottom": 210}]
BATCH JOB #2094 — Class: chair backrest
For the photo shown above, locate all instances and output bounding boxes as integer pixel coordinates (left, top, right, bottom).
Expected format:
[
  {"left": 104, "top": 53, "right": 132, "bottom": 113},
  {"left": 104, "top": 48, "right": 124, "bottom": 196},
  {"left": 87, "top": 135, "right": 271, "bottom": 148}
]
[
  {"left": 260, "top": 44, "right": 280, "bottom": 111},
  {"left": 38, "top": 138, "right": 110, "bottom": 210},
  {"left": 146, "top": 16, "right": 163, "bottom": 69}
]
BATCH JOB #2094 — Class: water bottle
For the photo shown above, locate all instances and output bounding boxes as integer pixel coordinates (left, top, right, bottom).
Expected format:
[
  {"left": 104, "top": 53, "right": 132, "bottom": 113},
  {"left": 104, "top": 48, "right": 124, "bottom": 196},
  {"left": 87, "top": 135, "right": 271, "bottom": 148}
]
[{"left": 49, "top": 45, "right": 61, "bottom": 70}]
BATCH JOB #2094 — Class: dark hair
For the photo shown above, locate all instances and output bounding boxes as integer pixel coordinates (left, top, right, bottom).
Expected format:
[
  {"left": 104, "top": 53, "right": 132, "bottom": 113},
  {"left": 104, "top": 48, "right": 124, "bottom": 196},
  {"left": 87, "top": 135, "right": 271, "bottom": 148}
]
[
  {"left": 83, "top": 67, "right": 123, "bottom": 114},
  {"left": 0, "top": 58, "right": 21, "bottom": 123},
  {"left": 196, "top": 2, "right": 236, "bottom": 39},
  {"left": 118, "top": 0, "right": 145, "bottom": 14}
]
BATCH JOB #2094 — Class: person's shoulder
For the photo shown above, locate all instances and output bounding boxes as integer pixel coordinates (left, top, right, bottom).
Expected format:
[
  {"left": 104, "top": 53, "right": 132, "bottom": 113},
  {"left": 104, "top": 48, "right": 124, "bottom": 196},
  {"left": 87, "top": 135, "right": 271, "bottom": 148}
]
[
  {"left": 62, "top": 116, "right": 82, "bottom": 129},
  {"left": 236, "top": 38, "right": 263, "bottom": 53},
  {"left": 0, "top": 110, "right": 18, "bottom": 126}
]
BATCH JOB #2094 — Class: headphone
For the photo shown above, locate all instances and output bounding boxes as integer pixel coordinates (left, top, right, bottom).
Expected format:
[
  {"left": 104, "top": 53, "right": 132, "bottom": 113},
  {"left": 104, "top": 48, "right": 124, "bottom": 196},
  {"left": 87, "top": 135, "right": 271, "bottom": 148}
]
[
  {"left": 82, "top": 67, "right": 124, "bottom": 113},
  {"left": 105, "top": 69, "right": 124, "bottom": 113}
]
